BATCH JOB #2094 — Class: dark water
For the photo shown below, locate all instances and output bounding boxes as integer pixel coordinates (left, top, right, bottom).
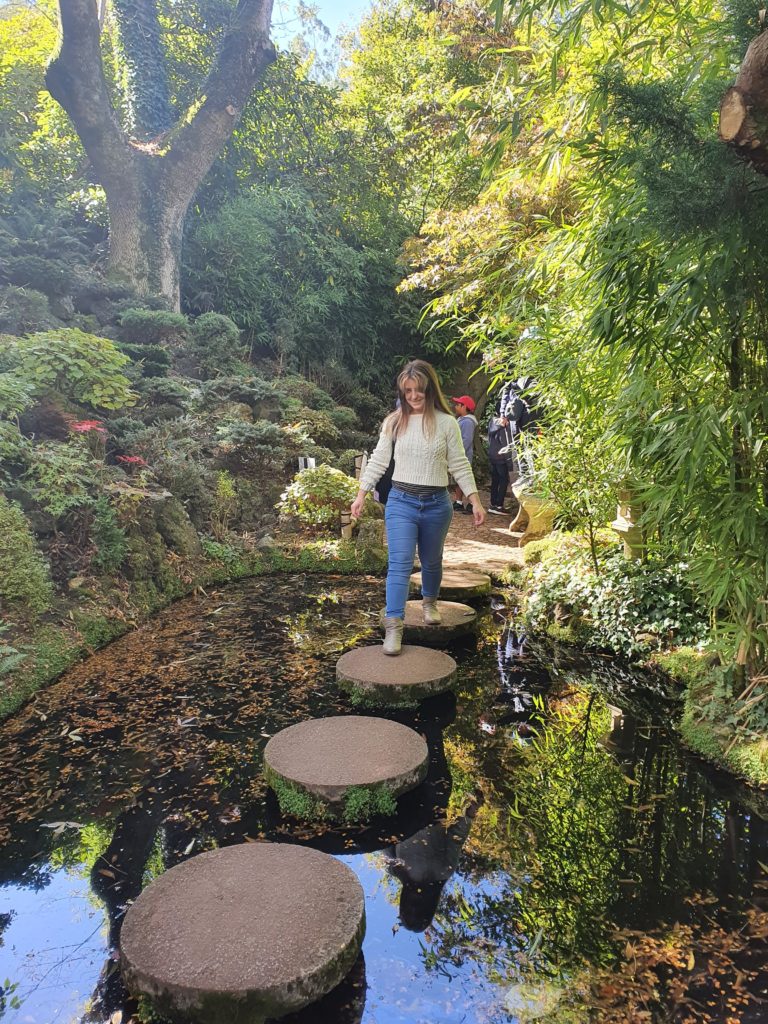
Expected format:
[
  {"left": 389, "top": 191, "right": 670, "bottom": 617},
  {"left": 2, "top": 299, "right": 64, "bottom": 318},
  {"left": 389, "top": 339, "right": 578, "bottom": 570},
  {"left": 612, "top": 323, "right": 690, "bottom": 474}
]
[{"left": 0, "top": 575, "right": 766, "bottom": 1023}]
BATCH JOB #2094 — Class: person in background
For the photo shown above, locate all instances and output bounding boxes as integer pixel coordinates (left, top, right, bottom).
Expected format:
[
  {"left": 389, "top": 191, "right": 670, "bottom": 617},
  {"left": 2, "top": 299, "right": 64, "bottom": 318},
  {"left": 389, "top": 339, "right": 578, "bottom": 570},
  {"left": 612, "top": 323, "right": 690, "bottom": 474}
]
[
  {"left": 450, "top": 394, "right": 478, "bottom": 515},
  {"left": 487, "top": 412, "right": 514, "bottom": 514},
  {"left": 350, "top": 360, "right": 485, "bottom": 655}
]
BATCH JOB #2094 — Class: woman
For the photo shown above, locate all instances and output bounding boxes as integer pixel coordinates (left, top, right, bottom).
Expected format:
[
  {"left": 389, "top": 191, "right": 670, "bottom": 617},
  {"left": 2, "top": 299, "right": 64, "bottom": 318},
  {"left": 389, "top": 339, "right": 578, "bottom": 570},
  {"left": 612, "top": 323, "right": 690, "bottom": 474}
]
[{"left": 350, "top": 360, "right": 485, "bottom": 655}]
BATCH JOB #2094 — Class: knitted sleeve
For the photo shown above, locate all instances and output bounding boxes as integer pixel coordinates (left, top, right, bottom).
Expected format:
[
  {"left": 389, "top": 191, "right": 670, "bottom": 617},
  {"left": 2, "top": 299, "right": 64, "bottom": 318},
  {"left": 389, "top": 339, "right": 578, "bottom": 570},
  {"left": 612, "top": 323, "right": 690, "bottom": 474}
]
[
  {"left": 358, "top": 427, "right": 394, "bottom": 492},
  {"left": 445, "top": 417, "right": 477, "bottom": 496}
]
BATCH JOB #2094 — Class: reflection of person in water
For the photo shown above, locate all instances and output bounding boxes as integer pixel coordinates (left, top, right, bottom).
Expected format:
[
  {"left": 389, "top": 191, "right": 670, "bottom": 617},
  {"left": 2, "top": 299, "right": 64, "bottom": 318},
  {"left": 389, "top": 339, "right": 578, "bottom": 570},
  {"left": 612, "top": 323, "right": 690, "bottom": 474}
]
[{"left": 385, "top": 792, "right": 482, "bottom": 932}]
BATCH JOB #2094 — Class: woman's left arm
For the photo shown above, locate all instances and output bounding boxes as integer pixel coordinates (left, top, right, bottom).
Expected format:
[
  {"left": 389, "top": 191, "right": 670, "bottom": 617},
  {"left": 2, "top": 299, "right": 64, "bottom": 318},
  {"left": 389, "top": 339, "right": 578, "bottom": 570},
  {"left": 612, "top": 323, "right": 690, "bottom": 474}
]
[{"left": 445, "top": 419, "right": 485, "bottom": 526}]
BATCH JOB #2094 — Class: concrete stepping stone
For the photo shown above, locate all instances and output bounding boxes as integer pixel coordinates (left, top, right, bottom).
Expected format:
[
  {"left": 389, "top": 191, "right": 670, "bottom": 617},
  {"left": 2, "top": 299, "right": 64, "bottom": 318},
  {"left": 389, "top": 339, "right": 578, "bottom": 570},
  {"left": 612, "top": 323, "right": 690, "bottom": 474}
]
[
  {"left": 120, "top": 843, "right": 365, "bottom": 1024},
  {"left": 336, "top": 645, "right": 457, "bottom": 705},
  {"left": 264, "top": 715, "right": 428, "bottom": 821},
  {"left": 379, "top": 600, "right": 478, "bottom": 645},
  {"left": 409, "top": 568, "right": 491, "bottom": 601}
]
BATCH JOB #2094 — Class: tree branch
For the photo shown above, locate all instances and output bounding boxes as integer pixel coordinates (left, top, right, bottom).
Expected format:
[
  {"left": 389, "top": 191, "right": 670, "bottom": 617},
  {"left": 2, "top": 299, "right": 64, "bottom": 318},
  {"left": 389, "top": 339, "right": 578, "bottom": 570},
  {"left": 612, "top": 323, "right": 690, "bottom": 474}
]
[
  {"left": 160, "top": 0, "right": 277, "bottom": 207},
  {"left": 112, "top": 0, "right": 174, "bottom": 135},
  {"left": 45, "top": 0, "right": 135, "bottom": 193}
]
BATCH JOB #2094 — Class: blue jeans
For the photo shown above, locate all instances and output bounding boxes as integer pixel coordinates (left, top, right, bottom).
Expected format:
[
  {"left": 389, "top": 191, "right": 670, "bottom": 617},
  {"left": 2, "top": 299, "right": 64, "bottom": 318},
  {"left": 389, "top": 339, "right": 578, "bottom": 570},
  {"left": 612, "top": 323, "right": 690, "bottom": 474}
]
[{"left": 384, "top": 487, "right": 453, "bottom": 618}]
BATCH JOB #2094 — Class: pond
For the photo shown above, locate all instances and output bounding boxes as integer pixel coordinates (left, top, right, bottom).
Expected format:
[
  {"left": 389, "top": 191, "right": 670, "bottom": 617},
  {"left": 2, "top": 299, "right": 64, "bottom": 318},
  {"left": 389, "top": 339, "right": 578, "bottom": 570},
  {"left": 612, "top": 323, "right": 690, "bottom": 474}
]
[{"left": 0, "top": 574, "right": 766, "bottom": 1024}]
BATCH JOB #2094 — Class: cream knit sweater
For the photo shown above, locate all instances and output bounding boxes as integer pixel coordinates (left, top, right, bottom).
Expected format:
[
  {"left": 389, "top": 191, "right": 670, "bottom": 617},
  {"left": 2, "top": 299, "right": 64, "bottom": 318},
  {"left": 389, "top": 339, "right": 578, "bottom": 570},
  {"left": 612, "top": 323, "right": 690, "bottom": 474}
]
[{"left": 360, "top": 411, "right": 478, "bottom": 497}]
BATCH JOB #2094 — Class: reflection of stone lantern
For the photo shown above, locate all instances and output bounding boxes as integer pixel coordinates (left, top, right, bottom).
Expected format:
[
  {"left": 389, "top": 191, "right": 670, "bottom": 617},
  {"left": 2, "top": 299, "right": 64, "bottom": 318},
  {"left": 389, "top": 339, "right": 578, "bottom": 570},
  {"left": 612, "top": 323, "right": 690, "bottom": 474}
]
[
  {"left": 611, "top": 488, "right": 645, "bottom": 560},
  {"left": 353, "top": 452, "right": 368, "bottom": 479},
  {"left": 340, "top": 509, "right": 354, "bottom": 540}
]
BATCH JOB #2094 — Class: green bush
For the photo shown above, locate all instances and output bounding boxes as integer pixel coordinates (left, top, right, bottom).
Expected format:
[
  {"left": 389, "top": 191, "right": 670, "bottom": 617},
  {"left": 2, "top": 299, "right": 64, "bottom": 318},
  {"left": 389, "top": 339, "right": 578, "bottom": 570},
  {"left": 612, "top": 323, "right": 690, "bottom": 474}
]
[
  {"left": 23, "top": 441, "right": 99, "bottom": 520},
  {"left": 0, "top": 329, "right": 136, "bottom": 414},
  {"left": 278, "top": 464, "right": 360, "bottom": 531},
  {"left": 0, "top": 286, "right": 52, "bottom": 334},
  {"left": 188, "top": 312, "right": 245, "bottom": 379},
  {"left": 118, "top": 341, "right": 171, "bottom": 378},
  {"left": 327, "top": 405, "right": 360, "bottom": 432},
  {"left": 0, "top": 421, "right": 32, "bottom": 480},
  {"left": 275, "top": 375, "right": 335, "bottom": 410},
  {"left": 91, "top": 497, "right": 127, "bottom": 573},
  {"left": 525, "top": 548, "right": 709, "bottom": 658},
  {"left": 292, "top": 407, "right": 342, "bottom": 447},
  {"left": 119, "top": 308, "right": 188, "bottom": 345},
  {"left": 215, "top": 419, "right": 288, "bottom": 474},
  {"left": 0, "top": 494, "right": 53, "bottom": 615}
]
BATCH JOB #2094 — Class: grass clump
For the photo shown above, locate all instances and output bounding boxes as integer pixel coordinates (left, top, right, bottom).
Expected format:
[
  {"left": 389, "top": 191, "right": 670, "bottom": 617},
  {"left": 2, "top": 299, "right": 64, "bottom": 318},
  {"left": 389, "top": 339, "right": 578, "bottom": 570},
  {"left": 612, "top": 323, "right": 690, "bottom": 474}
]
[
  {"left": 342, "top": 784, "right": 397, "bottom": 823},
  {"left": 0, "top": 494, "right": 53, "bottom": 616},
  {"left": 264, "top": 767, "right": 328, "bottom": 821}
]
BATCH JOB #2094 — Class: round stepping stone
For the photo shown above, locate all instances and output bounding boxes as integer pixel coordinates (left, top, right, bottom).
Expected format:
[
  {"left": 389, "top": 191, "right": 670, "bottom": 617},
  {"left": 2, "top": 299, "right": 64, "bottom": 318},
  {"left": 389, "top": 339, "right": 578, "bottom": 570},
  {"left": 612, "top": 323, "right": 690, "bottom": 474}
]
[
  {"left": 336, "top": 644, "right": 457, "bottom": 705},
  {"left": 264, "top": 716, "right": 428, "bottom": 821},
  {"left": 120, "top": 843, "right": 365, "bottom": 1024},
  {"left": 379, "top": 600, "right": 478, "bottom": 645},
  {"left": 409, "top": 568, "right": 491, "bottom": 601}
]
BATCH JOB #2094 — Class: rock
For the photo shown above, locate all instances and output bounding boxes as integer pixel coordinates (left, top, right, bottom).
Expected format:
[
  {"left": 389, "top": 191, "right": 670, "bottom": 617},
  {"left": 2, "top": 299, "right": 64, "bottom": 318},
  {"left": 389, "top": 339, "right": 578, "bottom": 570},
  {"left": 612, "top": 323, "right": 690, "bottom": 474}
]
[
  {"left": 379, "top": 600, "right": 478, "bottom": 645},
  {"left": 264, "top": 716, "right": 428, "bottom": 819},
  {"left": 336, "top": 645, "right": 457, "bottom": 705},
  {"left": 409, "top": 568, "right": 491, "bottom": 602},
  {"left": 120, "top": 844, "right": 365, "bottom": 1024},
  {"left": 256, "top": 534, "right": 276, "bottom": 551}
]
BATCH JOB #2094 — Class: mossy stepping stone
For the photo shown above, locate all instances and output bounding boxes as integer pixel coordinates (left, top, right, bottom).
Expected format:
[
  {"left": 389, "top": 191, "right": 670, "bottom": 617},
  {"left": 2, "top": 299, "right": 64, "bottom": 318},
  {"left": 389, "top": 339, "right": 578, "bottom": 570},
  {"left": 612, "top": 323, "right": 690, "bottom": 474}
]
[
  {"left": 336, "top": 645, "right": 457, "bottom": 706},
  {"left": 379, "top": 600, "right": 478, "bottom": 645},
  {"left": 120, "top": 843, "right": 365, "bottom": 1024},
  {"left": 264, "top": 716, "right": 428, "bottom": 821},
  {"left": 409, "top": 568, "right": 491, "bottom": 602}
]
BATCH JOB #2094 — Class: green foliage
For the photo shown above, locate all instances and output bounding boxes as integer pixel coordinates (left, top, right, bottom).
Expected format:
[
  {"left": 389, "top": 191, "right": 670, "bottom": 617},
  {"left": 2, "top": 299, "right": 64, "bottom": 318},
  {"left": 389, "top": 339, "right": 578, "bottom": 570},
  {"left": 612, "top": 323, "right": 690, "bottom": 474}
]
[
  {"left": 526, "top": 549, "right": 709, "bottom": 659},
  {"left": 0, "top": 421, "right": 32, "bottom": 479},
  {"left": 209, "top": 470, "right": 238, "bottom": 539},
  {"left": 0, "top": 286, "right": 52, "bottom": 334},
  {"left": 214, "top": 419, "right": 288, "bottom": 474},
  {"left": 278, "top": 465, "right": 360, "bottom": 531},
  {"left": 0, "top": 329, "right": 136, "bottom": 414},
  {"left": 23, "top": 441, "right": 99, "bottom": 520},
  {"left": 291, "top": 407, "right": 342, "bottom": 448},
  {"left": 0, "top": 622, "right": 27, "bottom": 678},
  {"left": 0, "top": 494, "right": 53, "bottom": 615},
  {"left": 119, "top": 308, "right": 188, "bottom": 345},
  {"left": 274, "top": 375, "right": 336, "bottom": 411},
  {"left": 187, "top": 312, "right": 245, "bottom": 379},
  {"left": 264, "top": 767, "right": 328, "bottom": 820},
  {"left": 342, "top": 784, "right": 397, "bottom": 823},
  {"left": 91, "top": 497, "right": 127, "bottom": 573}
]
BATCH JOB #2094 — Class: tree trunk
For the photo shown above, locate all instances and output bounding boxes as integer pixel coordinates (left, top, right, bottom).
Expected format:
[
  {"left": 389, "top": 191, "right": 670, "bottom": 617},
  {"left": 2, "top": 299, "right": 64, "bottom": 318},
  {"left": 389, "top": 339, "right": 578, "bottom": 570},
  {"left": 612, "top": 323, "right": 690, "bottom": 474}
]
[
  {"left": 46, "top": 0, "right": 276, "bottom": 308},
  {"left": 719, "top": 31, "right": 768, "bottom": 173}
]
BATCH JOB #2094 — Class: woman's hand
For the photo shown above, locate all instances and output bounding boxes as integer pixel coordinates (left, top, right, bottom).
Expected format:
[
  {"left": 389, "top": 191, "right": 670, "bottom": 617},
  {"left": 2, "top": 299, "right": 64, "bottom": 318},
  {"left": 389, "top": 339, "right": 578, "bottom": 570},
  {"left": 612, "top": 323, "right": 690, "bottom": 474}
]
[
  {"left": 467, "top": 493, "right": 485, "bottom": 527},
  {"left": 350, "top": 490, "right": 367, "bottom": 519}
]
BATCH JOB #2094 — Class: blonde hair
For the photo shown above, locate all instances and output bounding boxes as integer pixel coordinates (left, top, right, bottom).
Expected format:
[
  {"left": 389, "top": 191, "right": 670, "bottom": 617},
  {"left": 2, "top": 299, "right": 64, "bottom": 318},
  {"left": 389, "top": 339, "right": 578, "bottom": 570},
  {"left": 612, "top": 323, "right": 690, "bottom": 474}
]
[{"left": 384, "top": 359, "right": 454, "bottom": 439}]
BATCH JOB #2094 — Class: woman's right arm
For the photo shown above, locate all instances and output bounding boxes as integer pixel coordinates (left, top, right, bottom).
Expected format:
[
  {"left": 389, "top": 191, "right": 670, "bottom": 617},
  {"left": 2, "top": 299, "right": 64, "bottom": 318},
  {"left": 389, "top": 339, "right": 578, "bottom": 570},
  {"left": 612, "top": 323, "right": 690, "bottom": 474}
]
[{"left": 350, "top": 428, "right": 394, "bottom": 517}]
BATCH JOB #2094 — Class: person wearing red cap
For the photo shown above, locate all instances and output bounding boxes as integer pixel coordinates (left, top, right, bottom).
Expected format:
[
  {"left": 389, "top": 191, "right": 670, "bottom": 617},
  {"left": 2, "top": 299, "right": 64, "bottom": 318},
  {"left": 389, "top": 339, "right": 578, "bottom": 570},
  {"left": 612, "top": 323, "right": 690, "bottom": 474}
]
[{"left": 450, "top": 395, "right": 478, "bottom": 514}]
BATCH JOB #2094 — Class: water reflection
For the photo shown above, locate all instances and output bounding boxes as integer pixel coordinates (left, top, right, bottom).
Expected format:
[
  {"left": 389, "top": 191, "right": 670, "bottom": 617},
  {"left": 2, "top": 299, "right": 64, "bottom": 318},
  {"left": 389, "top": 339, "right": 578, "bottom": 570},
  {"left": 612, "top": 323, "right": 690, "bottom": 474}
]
[{"left": 0, "top": 576, "right": 765, "bottom": 1024}]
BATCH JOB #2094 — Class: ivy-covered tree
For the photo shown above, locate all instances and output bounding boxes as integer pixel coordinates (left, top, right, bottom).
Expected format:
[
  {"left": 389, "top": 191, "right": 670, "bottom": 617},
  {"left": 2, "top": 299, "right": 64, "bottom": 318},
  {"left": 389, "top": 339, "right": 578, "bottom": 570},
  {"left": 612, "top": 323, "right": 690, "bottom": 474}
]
[{"left": 44, "top": 0, "right": 276, "bottom": 307}]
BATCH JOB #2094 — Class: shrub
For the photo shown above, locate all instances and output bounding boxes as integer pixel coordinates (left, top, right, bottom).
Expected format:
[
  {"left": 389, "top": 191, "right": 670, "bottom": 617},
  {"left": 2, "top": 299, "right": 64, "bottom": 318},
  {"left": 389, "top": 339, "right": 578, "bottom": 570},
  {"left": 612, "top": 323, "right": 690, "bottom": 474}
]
[
  {"left": 0, "top": 494, "right": 53, "bottom": 614},
  {"left": 119, "top": 308, "right": 188, "bottom": 345},
  {"left": 188, "top": 312, "right": 245, "bottom": 379},
  {"left": 327, "top": 405, "right": 360, "bottom": 432},
  {"left": 275, "top": 375, "right": 335, "bottom": 410},
  {"left": 210, "top": 470, "right": 238, "bottom": 539},
  {"left": 91, "top": 497, "right": 127, "bottom": 573},
  {"left": 118, "top": 341, "right": 171, "bottom": 378},
  {"left": 278, "top": 464, "right": 360, "bottom": 530},
  {"left": 0, "top": 329, "right": 136, "bottom": 413},
  {"left": 0, "top": 286, "right": 52, "bottom": 334},
  {"left": 291, "top": 407, "right": 342, "bottom": 448},
  {"left": 23, "top": 441, "right": 99, "bottom": 520},
  {"left": 525, "top": 547, "right": 709, "bottom": 658},
  {"left": 0, "top": 421, "right": 32, "bottom": 480},
  {"left": 215, "top": 419, "right": 288, "bottom": 474}
]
